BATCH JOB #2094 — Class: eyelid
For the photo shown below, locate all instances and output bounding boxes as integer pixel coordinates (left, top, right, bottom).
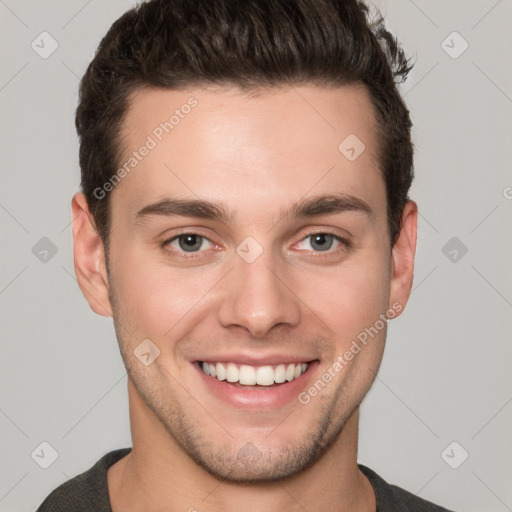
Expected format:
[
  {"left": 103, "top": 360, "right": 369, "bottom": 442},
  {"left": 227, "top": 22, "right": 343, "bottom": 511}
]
[
  {"left": 292, "top": 232, "right": 351, "bottom": 252},
  {"left": 160, "top": 231, "right": 219, "bottom": 259},
  {"left": 161, "top": 227, "right": 218, "bottom": 245}
]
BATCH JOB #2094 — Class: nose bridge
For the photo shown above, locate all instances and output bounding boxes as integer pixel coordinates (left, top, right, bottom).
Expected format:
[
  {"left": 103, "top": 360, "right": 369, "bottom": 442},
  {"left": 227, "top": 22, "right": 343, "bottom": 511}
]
[{"left": 217, "top": 242, "right": 301, "bottom": 338}]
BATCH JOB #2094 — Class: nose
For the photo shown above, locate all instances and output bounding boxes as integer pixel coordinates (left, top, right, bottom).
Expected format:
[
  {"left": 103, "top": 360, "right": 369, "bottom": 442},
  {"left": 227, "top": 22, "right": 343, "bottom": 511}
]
[{"left": 216, "top": 248, "right": 301, "bottom": 339}]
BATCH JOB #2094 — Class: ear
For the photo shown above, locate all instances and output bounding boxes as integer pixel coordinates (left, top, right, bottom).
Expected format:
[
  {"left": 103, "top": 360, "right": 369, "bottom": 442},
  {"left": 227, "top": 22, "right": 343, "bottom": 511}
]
[
  {"left": 72, "top": 193, "right": 113, "bottom": 317},
  {"left": 388, "top": 200, "right": 418, "bottom": 316}
]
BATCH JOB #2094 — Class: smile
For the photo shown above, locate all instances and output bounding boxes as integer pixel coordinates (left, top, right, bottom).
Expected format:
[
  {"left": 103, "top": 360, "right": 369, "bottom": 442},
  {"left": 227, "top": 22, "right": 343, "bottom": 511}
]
[
  {"left": 199, "top": 361, "right": 310, "bottom": 386},
  {"left": 193, "top": 357, "right": 320, "bottom": 409}
]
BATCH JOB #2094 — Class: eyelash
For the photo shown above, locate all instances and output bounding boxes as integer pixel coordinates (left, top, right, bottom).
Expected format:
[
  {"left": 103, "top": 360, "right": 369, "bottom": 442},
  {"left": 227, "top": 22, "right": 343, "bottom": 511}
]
[{"left": 161, "top": 231, "right": 351, "bottom": 260}]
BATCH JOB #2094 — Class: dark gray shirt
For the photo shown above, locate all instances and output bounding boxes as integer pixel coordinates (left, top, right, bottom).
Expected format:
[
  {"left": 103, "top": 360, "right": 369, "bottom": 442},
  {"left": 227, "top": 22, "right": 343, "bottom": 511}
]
[{"left": 36, "top": 448, "right": 455, "bottom": 511}]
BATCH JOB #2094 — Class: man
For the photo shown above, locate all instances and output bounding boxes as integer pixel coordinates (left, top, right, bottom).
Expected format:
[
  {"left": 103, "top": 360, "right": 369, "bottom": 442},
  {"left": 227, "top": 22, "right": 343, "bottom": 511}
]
[{"left": 37, "top": 0, "right": 455, "bottom": 510}]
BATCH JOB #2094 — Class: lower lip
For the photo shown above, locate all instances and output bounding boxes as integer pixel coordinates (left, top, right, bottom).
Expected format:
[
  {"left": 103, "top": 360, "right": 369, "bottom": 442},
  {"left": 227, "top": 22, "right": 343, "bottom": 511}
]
[{"left": 193, "top": 360, "right": 320, "bottom": 409}]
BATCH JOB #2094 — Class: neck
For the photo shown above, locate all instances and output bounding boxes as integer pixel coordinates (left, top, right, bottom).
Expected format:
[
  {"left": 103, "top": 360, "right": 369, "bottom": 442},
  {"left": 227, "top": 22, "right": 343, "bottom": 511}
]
[{"left": 108, "top": 378, "right": 376, "bottom": 512}]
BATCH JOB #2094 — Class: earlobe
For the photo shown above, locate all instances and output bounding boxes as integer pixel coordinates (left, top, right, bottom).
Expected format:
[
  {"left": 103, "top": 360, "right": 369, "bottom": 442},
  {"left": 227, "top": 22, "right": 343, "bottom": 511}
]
[
  {"left": 388, "top": 200, "right": 418, "bottom": 316},
  {"left": 72, "top": 193, "right": 113, "bottom": 317}
]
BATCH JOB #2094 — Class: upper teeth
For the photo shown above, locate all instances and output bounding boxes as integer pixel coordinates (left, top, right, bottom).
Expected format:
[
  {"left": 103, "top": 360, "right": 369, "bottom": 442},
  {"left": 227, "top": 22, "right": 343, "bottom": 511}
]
[{"left": 201, "top": 362, "right": 308, "bottom": 386}]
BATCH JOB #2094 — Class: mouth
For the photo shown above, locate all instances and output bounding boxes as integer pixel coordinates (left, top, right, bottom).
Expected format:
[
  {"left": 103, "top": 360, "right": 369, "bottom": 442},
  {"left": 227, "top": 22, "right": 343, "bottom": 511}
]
[
  {"left": 193, "top": 358, "right": 320, "bottom": 409},
  {"left": 197, "top": 360, "right": 311, "bottom": 388}
]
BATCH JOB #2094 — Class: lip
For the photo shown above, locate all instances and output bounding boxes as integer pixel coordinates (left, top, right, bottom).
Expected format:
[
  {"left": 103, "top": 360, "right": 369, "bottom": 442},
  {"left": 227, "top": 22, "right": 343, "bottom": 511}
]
[
  {"left": 193, "top": 359, "right": 320, "bottom": 410},
  {"left": 191, "top": 353, "right": 318, "bottom": 366}
]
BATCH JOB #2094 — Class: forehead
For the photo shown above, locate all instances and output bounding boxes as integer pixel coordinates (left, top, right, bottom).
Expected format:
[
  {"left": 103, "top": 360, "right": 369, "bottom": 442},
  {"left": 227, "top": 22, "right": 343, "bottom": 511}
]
[{"left": 114, "top": 84, "right": 384, "bottom": 222}]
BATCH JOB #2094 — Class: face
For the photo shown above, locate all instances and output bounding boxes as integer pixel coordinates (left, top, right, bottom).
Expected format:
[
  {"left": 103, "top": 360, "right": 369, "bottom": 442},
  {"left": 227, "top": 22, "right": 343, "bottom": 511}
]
[{"left": 74, "top": 84, "right": 416, "bottom": 482}]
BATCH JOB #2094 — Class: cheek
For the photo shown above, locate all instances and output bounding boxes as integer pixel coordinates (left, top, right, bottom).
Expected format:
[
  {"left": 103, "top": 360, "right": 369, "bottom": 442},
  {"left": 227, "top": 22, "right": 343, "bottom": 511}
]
[
  {"left": 315, "top": 260, "right": 390, "bottom": 394},
  {"left": 299, "top": 254, "right": 391, "bottom": 342},
  {"left": 110, "top": 245, "right": 218, "bottom": 336}
]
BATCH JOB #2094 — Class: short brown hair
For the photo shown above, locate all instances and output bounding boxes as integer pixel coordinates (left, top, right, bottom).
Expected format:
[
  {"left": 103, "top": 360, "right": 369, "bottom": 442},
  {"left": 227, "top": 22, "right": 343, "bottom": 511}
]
[{"left": 76, "top": 0, "right": 414, "bottom": 253}]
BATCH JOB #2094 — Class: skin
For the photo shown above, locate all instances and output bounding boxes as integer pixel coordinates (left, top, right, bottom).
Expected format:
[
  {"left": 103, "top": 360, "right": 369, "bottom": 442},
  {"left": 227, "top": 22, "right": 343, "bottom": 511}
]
[{"left": 72, "top": 84, "right": 417, "bottom": 512}]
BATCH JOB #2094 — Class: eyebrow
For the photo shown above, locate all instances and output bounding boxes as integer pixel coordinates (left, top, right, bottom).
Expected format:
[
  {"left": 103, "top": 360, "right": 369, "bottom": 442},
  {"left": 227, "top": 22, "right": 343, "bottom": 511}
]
[{"left": 134, "top": 193, "right": 374, "bottom": 225}]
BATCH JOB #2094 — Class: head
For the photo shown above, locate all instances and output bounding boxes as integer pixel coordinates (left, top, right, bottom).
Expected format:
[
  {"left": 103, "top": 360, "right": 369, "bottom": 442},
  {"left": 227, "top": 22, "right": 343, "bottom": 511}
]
[{"left": 73, "top": 0, "right": 417, "bottom": 482}]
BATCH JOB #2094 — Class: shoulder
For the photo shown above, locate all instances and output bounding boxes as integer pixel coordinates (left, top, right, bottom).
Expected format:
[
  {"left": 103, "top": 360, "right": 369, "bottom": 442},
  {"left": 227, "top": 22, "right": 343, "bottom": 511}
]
[
  {"left": 358, "top": 464, "right": 457, "bottom": 512},
  {"left": 36, "top": 447, "right": 132, "bottom": 512}
]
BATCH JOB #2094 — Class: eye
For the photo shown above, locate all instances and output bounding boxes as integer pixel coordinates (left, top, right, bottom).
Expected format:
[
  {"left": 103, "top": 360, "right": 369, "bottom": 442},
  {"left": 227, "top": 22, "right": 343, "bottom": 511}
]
[
  {"left": 162, "top": 233, "right": 216, "bottom": 258},
  {"left": 295, "top": 232, "right": 349, "bottom": 253},
  {"left": 161, "top": 231, "right": 350, "bottom": 261}
]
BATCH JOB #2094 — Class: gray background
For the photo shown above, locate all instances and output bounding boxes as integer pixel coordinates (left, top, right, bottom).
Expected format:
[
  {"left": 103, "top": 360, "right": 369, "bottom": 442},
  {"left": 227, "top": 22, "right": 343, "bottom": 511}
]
[{"left": 1, "top": 0, "right": 511, "bottom": 511}]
